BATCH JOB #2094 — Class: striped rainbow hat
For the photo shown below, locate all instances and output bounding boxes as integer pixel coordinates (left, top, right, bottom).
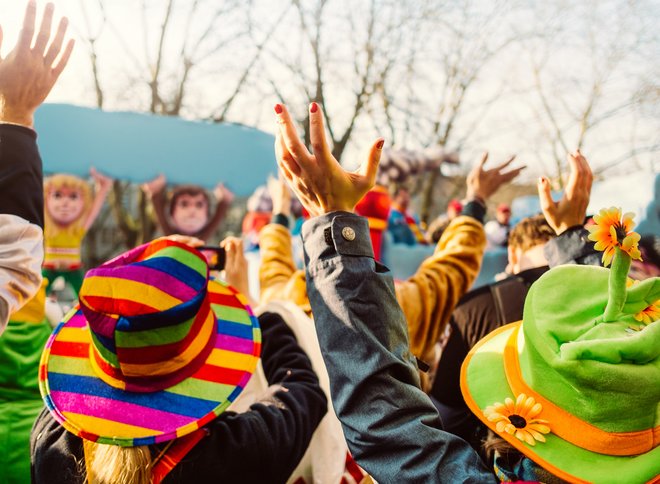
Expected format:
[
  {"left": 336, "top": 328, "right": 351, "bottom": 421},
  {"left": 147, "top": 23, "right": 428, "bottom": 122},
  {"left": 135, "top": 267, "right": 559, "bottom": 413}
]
[{"left": 38, "top": 238, "right": 261, "bottom": 447}]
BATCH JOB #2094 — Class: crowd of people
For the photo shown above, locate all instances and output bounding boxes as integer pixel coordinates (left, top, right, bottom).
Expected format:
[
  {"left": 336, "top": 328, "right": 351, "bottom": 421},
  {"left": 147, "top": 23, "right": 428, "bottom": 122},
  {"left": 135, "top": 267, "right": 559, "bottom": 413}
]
[{"left": 0, "top": 3, "right": 658, "bottom": 484}]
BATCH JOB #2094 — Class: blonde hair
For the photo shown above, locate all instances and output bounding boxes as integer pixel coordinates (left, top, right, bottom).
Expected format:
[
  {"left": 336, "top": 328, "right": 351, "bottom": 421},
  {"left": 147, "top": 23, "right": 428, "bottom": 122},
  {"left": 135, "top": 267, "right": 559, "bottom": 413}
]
[
  {"left": 83, "top": 440, "right": 153, "bottom": 484},
  {"left": 43, "top": 174, "right": 93, "bottom": 239}
]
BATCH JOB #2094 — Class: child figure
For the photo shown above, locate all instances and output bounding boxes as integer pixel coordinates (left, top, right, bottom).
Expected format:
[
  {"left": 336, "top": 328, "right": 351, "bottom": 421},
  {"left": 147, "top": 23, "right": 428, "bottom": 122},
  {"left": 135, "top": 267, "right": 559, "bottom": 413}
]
[
  {"left": 42, "top": 168, "right": 112, "bottom": 296},
  {"left": 142, "top": 174, "right": 234, "bottom": 242}
]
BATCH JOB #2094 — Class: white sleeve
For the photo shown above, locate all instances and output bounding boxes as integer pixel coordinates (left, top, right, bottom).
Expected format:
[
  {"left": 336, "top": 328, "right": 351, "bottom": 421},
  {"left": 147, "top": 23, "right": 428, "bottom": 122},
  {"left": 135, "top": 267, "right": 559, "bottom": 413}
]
[{"left": 0, "top": 214, "right": 44, "bottom": 334}]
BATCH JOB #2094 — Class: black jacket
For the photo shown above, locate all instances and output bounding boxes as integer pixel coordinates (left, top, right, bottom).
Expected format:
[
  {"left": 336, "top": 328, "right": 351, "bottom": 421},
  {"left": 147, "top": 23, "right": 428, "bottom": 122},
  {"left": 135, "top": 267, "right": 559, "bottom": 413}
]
[{"left": 31, "top": 311, "right": 328, "bottom": 484}]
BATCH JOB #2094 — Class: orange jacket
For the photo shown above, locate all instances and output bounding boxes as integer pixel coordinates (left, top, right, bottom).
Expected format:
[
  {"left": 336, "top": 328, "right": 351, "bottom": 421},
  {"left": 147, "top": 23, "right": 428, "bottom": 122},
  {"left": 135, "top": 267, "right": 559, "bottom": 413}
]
[{"left": 258, "top": 215, "right": 486, "bottom": 361}]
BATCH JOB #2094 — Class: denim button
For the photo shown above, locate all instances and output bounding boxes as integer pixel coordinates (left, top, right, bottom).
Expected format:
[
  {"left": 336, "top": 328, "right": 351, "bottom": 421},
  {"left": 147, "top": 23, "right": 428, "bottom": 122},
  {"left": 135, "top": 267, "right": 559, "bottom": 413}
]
[{"left": 341, "top": 227, "right": 356, "bottom": 241}]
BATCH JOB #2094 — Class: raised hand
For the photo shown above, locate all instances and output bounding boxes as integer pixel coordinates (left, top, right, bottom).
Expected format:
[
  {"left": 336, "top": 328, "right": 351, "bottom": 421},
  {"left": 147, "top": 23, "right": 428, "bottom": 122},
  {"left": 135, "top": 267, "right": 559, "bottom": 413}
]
[
  {"left": 537, "top": 149, "right": 593, "bottom": 235},
  {"left": 0, "top": 2, "right": 75, "bottom": 127},
  {"left": 220, "top": 237, "right": 254, "bottom": 306},
  {"left": 274, "top": 102, "right": 384, "bottom": 217},
  {"left": 90, "top": 167, "right": 112, "bottom": 193},
  {"left": 466, "top": 152, "right": 525, "bottom": 202},
  {"left": 213, "top": 183, "right": 234, "bottom": 205},
  {"left": 267, "top": 173, "right": 291, "bottom": 216},
  {"left": 141, "top": 174, "right": 167, "bottom": 198}
]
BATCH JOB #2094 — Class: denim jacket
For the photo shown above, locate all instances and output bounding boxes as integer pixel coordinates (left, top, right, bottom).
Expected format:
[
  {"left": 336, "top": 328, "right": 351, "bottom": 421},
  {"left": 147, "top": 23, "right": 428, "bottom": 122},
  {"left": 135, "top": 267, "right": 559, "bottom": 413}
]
[{"left": 302, "top": 212, "right": 496, "bottom": 484}]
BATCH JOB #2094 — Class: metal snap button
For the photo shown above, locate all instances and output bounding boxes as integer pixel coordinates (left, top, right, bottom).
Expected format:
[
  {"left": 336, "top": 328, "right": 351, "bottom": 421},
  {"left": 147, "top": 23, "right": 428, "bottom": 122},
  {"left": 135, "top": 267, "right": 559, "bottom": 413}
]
[{"left": 341, "top": 226, "right": 356, "bottom": 241}]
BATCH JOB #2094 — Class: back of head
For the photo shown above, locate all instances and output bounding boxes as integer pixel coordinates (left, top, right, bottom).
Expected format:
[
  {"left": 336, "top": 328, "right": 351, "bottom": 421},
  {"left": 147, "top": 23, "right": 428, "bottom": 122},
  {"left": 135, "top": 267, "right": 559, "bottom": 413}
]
[{"left": 508, "top": 214, "right": 555, "bottom": 253}]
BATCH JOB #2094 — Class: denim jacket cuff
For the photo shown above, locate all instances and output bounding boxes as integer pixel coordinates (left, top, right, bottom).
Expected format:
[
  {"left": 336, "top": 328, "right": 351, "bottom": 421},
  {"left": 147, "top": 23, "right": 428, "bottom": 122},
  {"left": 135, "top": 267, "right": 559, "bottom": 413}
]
[{"left": 301, "top": 212, "right": 373, "bottom": 264}]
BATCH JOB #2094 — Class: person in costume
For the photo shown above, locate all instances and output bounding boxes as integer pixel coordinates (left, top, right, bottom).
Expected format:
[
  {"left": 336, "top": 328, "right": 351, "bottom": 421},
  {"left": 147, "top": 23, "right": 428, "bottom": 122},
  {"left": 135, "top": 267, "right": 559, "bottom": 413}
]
[
  {"left": 274, "top": 101, "right": 660, "bottom": 483},
  {"left": 31, "top": 236, "right": 327, "bottom": 484},
  {"left": 43, "top": 168, "right": 112, "bottom": 296},
  {"left": 142, "top": 174, "right": 234, "bottom": 242},
  {"left": 0, "top": 1, "right": 74, "bottom": 333}
]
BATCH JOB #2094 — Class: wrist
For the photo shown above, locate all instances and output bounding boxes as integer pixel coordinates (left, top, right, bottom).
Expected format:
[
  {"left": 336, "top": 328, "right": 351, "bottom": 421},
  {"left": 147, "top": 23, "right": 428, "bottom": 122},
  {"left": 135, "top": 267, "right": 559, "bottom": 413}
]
[{"left": 0, "top": 105, "right": 34, "bottom": 128}]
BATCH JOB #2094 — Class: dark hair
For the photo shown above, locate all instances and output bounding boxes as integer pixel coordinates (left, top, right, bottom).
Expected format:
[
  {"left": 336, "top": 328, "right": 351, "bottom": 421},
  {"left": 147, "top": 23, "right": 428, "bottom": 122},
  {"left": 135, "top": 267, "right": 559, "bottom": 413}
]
[
  {"left": 508, "top": 214, "right": 555, "bottom": 253},
  {"left": 168, "top": 185, "right": 211, "bottom": 216}
]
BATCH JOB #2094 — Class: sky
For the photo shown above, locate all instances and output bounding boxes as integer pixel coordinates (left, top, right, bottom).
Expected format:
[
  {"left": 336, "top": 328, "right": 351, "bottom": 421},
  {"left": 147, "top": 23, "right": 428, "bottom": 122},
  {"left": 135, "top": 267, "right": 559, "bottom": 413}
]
[{"left": 1, "top": 0, "right": 658, "bottom": 192}]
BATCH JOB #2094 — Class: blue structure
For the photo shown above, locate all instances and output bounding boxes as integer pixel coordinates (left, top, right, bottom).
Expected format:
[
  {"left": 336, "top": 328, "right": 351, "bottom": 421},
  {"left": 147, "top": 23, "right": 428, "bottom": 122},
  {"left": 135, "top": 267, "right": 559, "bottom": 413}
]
[{"left": 34, "top": 104, "right": 277, "bottom": 196}]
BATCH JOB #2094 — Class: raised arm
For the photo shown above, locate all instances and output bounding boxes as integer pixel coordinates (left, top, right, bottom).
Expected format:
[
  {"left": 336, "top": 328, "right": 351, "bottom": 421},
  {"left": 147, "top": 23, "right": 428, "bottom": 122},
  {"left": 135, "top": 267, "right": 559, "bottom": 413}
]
[
  {"left": 397, "top": 152, "right": 524, "bottom": 363},
  {"left": 83, "top": 168, "right": 112, "bottom": 231},
  {"left": 274, "top": 102, "right": 495, "bottom": 483},
  {"left": 258, "top": 175, "right": 310, "bottom": 312},
  {"left": 538, "top": 150, "right": 600, "bottom": 267},
  {"left": 0, "top": 1, "right": 74, "bottom": 332},
  {"left": 141, "top": 174, "right": 177, "bottom": 235},
  {"left": 196, "top": 182, "right": 234, "bottom": 241}
]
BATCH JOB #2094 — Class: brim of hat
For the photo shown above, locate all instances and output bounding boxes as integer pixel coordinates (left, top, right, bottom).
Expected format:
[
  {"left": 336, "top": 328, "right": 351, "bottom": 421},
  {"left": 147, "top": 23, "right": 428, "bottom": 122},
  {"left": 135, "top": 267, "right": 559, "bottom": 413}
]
[
  {"left": 39, "top": 279, "right": 261, "bottom": 447},
  {"left": 461, "top": 322, "right": 660, "bottom": 484}
]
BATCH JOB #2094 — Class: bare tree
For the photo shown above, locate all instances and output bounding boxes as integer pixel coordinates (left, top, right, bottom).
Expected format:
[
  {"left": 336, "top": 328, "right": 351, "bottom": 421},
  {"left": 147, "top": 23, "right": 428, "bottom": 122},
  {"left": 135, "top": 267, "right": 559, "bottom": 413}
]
[{"left": 526, "top": 0, "right": 660, "bottom": 186}]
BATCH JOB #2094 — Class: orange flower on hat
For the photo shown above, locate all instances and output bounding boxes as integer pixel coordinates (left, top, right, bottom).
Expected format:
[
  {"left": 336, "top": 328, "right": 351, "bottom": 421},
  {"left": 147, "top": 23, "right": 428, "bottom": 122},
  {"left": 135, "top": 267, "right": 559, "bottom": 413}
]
[
  {"left": 634, "top": 300, "right": 660, "bottom": 325},
  {"left": 484, "top": 393, "right": 551, "bottom": 446},
  {"left": 587, "top": 207, "right": 642, "bottom": 267}
]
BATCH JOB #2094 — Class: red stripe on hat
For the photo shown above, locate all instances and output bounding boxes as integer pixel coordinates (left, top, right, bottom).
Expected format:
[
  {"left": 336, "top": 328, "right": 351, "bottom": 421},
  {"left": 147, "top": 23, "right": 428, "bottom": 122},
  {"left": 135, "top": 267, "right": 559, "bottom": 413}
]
[
  {"left": 83, "top": 296, "right": 159, "bottom": 316},
  {"left": 208, "top": 291, "right": 247, "bottom": 309},
  {"left": 115, "top": 303, "right": 210, "bottom": 365},
  {"left": 136, "top": 239, "right": 178, "bottom": 261},
  {"left": 49, "top": 340, "right": 89, "bottom": 359},
  {"left": 193, "top": 364, "right": 247, "bottom": 386}
]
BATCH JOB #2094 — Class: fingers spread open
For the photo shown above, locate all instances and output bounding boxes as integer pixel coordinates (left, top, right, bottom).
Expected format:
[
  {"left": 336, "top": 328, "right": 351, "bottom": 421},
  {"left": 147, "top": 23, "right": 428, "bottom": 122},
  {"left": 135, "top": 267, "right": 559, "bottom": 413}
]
[
  {"left": 44, "top": 16, "right": 67, "bottom": 67},
  {"left": 275, "top": 104, "right": 312, "bottom": 167},
  {"left": 32, "top": 2, "right": 54, "bottom": 55},
  {"left": 51, "top": 38, "right": 74, "bottom": 79},
  {"left": 494, "top": 155, "right": 517, "bottom": 172},
  {"left": 477, "top": 151, "right": 489, "bottom": 169},
  {"left": 308, "top": 102, "right": 331, "bottom": 160},
  {"left": 537, "top": 177, "right": 556, "bottom": 218},
  {"left": 18, "top": 0, "right": 37, "bottom": 52},
  {"left": 356, "top": 138, "right": 384, "bottom": 185},
  {"left": 275, "top": 132, "right": 302, "bottom": 177},
  {"left": 500, "top": 165, "right": 526, "bottom": 183},
  {"left": 565, "top": 152, "right": 582, "bottom": 199}
]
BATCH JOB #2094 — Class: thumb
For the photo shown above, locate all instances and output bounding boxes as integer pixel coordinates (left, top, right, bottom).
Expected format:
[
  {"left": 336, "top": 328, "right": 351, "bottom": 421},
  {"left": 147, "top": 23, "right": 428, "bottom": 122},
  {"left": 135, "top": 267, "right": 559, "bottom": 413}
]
[
  {"left": 357, "top": 138, "right": 384, "bottom": 183},
  {"left": 537, "top": 177, "right": 556, "bottom": 220}
]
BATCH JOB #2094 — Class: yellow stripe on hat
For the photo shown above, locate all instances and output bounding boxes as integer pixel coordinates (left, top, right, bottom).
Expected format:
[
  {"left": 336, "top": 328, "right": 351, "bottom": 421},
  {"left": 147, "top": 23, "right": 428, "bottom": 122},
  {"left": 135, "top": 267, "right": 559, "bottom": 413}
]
[
  {"left": 81, "top": 277, "right": 183, "bottom": 311},
  {"left": 56, "top": 327, "right": 91, "bottom": 344},
  {"left": 62, "top": 412, "right": 162, "bottom": 437},
  {"left": 206, "top": 349, "right": 259, "bottom": 372}
]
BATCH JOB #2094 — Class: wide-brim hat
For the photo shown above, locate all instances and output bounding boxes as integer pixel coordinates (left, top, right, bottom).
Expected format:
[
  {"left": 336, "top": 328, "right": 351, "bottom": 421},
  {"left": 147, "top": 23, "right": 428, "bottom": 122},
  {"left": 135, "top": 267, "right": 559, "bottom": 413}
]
[
  {"left": 461, "top": 263, "right": 660, "bottom": 483},
  {"left": 39, "top": 238, "right": 261, "bottom": 447}
]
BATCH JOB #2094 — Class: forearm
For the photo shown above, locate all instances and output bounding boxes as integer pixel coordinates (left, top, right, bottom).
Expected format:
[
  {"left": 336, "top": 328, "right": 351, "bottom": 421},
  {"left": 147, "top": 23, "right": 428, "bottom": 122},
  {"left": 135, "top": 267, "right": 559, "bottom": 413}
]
[
  {"left": 0, "top": 215, "right": 44, "bottom": 333},
  {"left": 302, "top": 212, "right": 494, "bottom": 483},
  {"left": 198, "top": 199, "right": 229, "bottom": 241},
  {"left": 397, "top": 215, "right": 486, "bottom": 359},
  {"left": 0, "top": 124, "right": 43, "bottom": 228},
  {"left": 151, "top": 190, "right": 176, "bottom": 235},
  {"left": 544, "top": 225, "right": 601, "bottom": 267},
  {"left": 258, "top": 223, "right": 301, "bottom": 304}
]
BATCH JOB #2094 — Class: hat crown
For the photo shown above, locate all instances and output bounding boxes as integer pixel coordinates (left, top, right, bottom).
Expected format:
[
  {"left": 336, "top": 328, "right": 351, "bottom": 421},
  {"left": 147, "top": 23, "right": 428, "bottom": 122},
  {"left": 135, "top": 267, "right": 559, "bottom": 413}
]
[
  {"left": 522, "top": 265, "right": 660, "bottom": 434},
  {"left": 79, "top": 240, "right": 218, "bottom": 393}
]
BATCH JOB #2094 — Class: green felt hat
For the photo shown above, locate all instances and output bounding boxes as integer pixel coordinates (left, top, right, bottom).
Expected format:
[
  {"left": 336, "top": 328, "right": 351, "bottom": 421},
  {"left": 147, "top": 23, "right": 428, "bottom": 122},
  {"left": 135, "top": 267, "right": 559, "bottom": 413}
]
[{"left": 461, "top": 210, "right": 660, "bottom": 484}]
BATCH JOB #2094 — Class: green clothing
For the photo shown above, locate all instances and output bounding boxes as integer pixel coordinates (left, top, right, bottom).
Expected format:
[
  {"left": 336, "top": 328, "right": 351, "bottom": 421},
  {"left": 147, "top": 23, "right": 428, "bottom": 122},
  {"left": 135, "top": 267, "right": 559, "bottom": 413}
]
[
  {"left": 42, "top": 268, "right": 84, "bottom": 297},
  {"left": 0, "top": 320, "right": 52, "bottom": 483}
]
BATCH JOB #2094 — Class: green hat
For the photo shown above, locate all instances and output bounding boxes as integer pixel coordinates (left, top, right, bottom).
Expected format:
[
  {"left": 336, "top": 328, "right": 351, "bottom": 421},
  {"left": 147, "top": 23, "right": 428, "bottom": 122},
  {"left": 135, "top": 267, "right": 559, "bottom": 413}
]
[{"left": 461, "top": 208, "right": 660, "bottom": 484}]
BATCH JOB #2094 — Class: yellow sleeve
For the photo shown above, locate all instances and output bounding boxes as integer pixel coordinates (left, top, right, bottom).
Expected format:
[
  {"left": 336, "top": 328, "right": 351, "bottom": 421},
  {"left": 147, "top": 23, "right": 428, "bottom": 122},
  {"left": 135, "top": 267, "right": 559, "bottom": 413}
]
[
  {"left": 258, "top": 223, "right": 312, "bottom": 315},
  {"left": 395, "top": 215, "right": 486, "bottom": 360}
]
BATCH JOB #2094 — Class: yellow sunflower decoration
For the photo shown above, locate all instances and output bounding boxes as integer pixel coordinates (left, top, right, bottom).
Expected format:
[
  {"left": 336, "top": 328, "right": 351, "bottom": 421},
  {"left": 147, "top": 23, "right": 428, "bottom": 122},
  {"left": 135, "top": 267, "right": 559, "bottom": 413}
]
[
  {"left": 586, "top": 207, "right": 642, "bottom": 267},
  {"left": 483, "top": 393, "right": 551, "bottom": 446}
]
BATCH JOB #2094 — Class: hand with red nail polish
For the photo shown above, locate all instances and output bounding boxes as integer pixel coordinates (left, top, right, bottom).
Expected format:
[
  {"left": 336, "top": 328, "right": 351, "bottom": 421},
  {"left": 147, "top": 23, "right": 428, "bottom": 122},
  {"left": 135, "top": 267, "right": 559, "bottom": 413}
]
[
  {"left": 273, "top": 102, "right": 384, "bottom": 217},
  {"left": 537, "top": 150, "right": 593, "bottom": 235}
]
